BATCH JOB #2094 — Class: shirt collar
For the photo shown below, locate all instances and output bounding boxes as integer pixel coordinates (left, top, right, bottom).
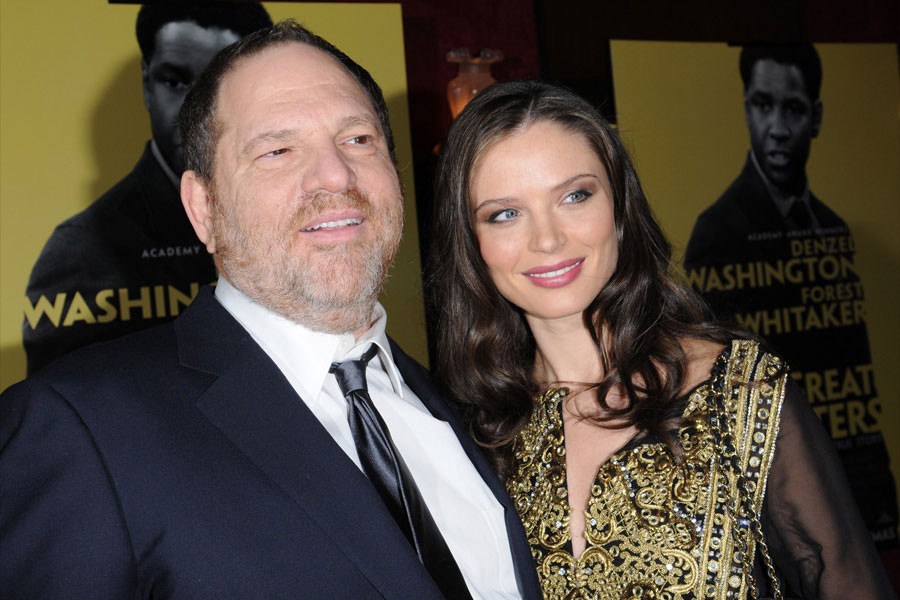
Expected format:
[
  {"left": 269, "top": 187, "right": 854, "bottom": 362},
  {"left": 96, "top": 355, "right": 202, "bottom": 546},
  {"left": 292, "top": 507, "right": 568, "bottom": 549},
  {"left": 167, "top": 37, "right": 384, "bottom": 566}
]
[
  {"left": 214, "top": 277, "right": 404, "bottom": 399},
  {"left": 749, "top": 150, "right": 810, "bottom": 217},
  {"left": 150, "top": 140, "right": 180, "bottom": 190}
]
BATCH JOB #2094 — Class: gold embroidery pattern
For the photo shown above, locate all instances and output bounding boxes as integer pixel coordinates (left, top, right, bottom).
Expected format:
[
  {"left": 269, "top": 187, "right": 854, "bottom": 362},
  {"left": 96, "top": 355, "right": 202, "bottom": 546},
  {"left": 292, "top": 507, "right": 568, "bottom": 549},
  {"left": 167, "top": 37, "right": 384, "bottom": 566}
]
[{"left": 507, "top": 340, "right": 786, "bottom": 599}]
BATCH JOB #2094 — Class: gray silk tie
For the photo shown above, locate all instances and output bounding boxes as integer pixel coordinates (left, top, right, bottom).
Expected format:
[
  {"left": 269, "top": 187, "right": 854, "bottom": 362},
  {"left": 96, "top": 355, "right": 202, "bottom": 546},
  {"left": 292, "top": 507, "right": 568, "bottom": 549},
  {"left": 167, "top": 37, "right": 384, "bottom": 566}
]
[{"left": 330, "top": 345, "right": 473, "bottom": 599}]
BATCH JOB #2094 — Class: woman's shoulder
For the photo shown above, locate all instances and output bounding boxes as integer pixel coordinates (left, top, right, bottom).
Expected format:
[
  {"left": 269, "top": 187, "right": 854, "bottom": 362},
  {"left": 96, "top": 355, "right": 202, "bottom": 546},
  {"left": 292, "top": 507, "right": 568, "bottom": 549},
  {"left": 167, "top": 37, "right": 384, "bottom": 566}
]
[
  {"left": 680, "top": 337, "right": 729, "bottom": 395},
  {"left": 679, "top": 337, "right": 790, "bottom": 398}
]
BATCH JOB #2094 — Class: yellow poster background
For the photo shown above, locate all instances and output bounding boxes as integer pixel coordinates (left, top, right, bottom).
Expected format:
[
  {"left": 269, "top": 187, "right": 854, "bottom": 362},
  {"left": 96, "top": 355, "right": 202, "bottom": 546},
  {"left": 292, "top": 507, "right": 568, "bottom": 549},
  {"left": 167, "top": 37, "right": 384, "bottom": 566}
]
[
  {"left": 0, "top": 2, "right": 424, "bottom": 390},
  {"left": 611, "top": 41, "right": 900, "bottom": 501}
]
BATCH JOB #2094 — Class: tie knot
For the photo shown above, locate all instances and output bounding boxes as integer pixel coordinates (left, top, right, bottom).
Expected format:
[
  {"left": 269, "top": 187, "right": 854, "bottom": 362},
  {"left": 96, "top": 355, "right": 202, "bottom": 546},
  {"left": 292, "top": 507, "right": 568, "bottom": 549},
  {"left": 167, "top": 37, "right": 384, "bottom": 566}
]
[{"left": 330, "top": 344, "right": 379, "bottom": 396}]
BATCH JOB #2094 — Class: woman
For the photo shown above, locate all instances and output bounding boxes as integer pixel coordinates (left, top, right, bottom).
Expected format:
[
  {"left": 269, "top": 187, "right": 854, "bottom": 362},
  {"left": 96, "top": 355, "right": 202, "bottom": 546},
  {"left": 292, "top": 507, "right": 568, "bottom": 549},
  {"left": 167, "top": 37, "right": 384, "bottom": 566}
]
[{"left": 427, "top": 80, "right": 893, "bottom": 599}]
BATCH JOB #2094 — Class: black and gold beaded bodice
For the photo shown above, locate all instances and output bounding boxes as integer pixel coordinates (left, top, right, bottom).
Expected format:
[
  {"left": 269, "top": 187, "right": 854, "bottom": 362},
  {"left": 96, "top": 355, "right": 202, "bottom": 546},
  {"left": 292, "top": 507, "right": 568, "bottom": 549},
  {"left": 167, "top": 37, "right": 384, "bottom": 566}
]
[{"left": 506, "top": 340, "right": 787, "bottom": 599}]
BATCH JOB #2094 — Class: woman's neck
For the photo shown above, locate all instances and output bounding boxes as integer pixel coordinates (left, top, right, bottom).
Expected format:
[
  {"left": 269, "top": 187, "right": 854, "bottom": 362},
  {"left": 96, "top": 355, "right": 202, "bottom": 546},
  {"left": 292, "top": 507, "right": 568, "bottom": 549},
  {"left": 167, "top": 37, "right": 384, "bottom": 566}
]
[{"left": 528, "top": 314, "right": 605, "bottom": 387}]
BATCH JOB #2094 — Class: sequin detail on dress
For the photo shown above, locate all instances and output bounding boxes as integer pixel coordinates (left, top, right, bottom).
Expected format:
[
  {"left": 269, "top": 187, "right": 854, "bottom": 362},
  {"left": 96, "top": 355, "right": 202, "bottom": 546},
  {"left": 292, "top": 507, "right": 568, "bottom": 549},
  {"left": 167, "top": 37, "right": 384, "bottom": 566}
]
[{"left": 506, "top": 340, "right": 786, "bottom": 599}]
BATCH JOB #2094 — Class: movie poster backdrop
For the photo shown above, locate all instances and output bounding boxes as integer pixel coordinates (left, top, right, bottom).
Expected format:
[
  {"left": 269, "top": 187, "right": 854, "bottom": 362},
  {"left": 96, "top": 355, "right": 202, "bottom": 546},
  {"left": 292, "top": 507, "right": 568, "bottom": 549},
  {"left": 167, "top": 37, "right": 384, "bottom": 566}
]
[
  {"left": 610, "top": 41, "right": 899, "bottom": 549},
  {"left": 0, "top": 2, "right": 425, "bottom": 389}
]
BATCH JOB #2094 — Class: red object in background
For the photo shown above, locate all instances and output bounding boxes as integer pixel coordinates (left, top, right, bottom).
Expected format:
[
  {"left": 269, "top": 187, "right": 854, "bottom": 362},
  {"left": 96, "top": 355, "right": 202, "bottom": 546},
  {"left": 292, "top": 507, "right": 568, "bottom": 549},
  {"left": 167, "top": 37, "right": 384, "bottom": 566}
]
[{"left": 445, "top": 48, "right": 503, "bottom": 118}]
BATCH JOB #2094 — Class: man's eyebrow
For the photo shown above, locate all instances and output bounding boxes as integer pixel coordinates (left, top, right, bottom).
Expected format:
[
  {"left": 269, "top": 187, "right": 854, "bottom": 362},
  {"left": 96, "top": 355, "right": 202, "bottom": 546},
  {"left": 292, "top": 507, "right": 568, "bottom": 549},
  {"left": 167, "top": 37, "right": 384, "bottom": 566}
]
[
  {"left": 783, "top": 93, "right": 812, "bottom": 104},
  {"left": 241, "top": 129, "right": 296, "bottom": 157},
  {"left": 240, "top": 116, "right": 381, "bottom": 157},
  {"left": 746, "top": 90, "right": 775, "bottom": 103},
  {"left": 340, "top": 114, "right": 379, "bottom": 131},
  {"left": 153, "top": 63, "right": 191, "bottom": 77}
]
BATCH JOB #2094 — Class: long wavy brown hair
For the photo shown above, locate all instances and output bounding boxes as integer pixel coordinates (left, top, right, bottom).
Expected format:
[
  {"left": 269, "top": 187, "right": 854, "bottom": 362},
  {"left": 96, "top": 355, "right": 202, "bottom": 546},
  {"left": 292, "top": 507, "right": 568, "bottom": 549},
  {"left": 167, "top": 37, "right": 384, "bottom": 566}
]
[{"left": 427, "top": 80, "right": 742, "bottom": 478}]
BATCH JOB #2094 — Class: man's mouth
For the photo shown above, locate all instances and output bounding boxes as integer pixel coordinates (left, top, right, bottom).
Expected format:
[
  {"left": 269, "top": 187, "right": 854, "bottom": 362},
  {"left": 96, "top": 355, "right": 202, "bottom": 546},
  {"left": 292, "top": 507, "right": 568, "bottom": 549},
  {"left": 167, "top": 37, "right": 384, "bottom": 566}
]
[
  {"left": 301, "top": 217, "right": 363, "bottom": 232},
  {"left": 766, "top": 150, "right": 791, "bottom": 168}
]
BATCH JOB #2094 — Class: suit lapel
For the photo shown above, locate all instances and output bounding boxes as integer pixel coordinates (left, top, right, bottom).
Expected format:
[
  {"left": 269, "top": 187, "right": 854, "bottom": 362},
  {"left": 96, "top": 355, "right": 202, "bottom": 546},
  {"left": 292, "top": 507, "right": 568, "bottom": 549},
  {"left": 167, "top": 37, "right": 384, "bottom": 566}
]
[
  {"left": 390, "top": 340, "right": 542, "bottom": 599},
  {"left": 175, "top": 289, "right": 441, "bottom": 598},
  {"left": 809, "top": 193, "right": 847, "bottom": 230},
  {"left": 733, "top": 158, "right": 789, "bottom": 232},
  {"left": 389, "top": 340, "right": 503, "bottom": 498}
]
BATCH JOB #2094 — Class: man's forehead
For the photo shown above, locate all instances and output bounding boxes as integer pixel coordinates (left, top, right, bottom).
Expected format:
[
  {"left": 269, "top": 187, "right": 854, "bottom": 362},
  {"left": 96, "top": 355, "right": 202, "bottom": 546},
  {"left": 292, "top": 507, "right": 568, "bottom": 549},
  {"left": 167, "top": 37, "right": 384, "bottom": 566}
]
[
  {"left": 213, "top": 42, "right": 377, "bottom": 138},
  {"left": 151, "top": 20, "right": 240, "bottom": 61},
  {"left": 156, "top": 18, "right": 239, "bottom": 39},
  {"left": 235, "top": 42, "right": 346, "bottom": 77},
  {"left": 221, "top": 42, "right": 365, "bottom": 104},
  {"left": 749, "top": 59, "right": 808, "bottom": 92}
]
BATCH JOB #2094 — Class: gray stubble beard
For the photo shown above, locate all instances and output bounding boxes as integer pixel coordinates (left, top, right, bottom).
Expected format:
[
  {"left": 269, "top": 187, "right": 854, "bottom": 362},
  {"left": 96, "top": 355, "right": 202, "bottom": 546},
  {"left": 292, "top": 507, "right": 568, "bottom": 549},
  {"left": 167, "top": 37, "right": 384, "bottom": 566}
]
[{"left": 212, "top": 187, "right": 404, "bottom": 335}]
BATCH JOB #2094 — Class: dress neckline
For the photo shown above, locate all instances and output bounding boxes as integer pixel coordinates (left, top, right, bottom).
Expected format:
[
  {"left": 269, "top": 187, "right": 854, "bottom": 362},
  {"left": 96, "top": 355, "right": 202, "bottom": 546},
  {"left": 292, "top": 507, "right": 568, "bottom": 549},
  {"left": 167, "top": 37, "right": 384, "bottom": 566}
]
[
  {"left": 547, "top": 342, "right": 734, "bottom": 559},
  {"left": 546, "top": 343, "right": 732, "bottom": 456}
]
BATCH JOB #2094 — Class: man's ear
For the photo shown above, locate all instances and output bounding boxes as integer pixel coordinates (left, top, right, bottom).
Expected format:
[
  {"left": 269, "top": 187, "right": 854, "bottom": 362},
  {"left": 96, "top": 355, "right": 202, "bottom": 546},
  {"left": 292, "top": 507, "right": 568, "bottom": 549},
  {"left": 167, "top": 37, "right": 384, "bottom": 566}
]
[
  {"left": 141, "top": 59, "right": 151, "bottom": 112},
  {"left": 811, "top": 99, "right": 823, "bottom": 139},
  {"left": 742, "top": 94, "right": 753, "bottom": 129},
  {"left": 181, "top": 171, "right": 217, "bottom": 254}
]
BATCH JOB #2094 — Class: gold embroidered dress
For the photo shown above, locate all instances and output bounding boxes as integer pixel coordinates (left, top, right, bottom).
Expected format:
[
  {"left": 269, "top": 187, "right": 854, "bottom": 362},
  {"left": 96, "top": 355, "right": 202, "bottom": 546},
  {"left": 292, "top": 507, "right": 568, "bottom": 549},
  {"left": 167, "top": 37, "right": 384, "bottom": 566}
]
[{"left": 507, "top": 340, "right": 785, "bottom": 599}]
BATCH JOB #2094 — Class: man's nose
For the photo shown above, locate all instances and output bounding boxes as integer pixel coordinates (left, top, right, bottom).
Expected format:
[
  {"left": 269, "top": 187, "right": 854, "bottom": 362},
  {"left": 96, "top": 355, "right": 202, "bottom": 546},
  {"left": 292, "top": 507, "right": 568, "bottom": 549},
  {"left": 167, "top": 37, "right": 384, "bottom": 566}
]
[
  {"left": 301, "top": 146, "right": 356, "bottom": 194},
  {"left": 768, "top": 109, "right": 790, "bottom": 140}
]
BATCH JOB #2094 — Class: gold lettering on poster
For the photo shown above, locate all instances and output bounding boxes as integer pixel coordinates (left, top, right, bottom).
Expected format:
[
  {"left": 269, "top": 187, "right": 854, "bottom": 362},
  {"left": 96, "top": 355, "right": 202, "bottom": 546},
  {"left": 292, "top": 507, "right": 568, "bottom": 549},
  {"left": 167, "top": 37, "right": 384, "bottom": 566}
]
[
  {"left": 735, "top": 300, "right": 866, "bottom": 335},
  {"left": 687, "top": 255, "right": 857, "bottom": 293},
  {"left": 791, "top": 365, "right": 880, "bottom": 439},
  {"left": 23, "top": 283, "right": 205, "bottom": 329}
]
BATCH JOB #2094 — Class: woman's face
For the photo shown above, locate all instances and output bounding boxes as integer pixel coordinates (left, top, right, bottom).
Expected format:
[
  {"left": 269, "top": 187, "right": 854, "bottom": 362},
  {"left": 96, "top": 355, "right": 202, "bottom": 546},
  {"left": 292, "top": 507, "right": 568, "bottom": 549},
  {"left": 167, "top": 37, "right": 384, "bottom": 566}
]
[{"left": 469, "top": 120, "right": 617, "bottom": 327}]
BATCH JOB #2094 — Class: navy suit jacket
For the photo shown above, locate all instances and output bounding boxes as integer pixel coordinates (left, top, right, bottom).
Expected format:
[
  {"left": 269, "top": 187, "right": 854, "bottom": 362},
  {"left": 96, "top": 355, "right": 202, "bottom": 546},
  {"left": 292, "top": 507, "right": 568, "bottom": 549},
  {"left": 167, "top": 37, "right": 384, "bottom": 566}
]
[{"left": 0, "top": 287, "right": 541, "bottom": 599}]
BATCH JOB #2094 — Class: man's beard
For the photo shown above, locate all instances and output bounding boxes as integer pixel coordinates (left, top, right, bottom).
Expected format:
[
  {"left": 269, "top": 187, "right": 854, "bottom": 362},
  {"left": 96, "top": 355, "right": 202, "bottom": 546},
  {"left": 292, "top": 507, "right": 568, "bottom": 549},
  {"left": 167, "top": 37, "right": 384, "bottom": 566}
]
[{"left": 210, "top": 187, "right": 403, "bottom": 334}]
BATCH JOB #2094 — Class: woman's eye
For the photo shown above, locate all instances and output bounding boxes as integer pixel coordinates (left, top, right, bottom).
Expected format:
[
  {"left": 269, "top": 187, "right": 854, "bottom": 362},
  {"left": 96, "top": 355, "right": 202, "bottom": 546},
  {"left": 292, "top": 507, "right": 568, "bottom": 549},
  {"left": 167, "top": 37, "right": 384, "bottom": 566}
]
[
  {"left": 564, "top": 189, "right": 592, "bottom": 204},
  {"left": 487, "top": 208, "right": 519, "bottom": 223}
]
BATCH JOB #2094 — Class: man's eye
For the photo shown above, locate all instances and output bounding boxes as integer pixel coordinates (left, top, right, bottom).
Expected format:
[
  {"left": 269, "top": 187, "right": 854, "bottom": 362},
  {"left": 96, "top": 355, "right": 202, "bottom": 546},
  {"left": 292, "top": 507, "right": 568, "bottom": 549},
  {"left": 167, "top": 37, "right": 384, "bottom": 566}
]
[
  {"left": 263, "top": 148, "right": 289, "bottom": 158},
  {"left": 160, "top": 76, "right": 189, "bottom": 90},
  {"left": 487, "top": 208, "right": 518, "bottom": 223},
  {"left": 347, "top": 135, "right": 373, "bottom": 145},
  {"left": 785, "top": 102, "right": 809, "bottom": 117}
]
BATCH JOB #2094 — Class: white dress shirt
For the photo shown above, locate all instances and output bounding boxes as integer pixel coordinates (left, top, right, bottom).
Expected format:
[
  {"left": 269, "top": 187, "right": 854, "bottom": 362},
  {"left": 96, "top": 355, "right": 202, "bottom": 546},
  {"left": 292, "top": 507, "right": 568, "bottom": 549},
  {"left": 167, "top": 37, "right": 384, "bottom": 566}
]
[{"left": 215, "top": 278, "right": 521, "bottom": 599}]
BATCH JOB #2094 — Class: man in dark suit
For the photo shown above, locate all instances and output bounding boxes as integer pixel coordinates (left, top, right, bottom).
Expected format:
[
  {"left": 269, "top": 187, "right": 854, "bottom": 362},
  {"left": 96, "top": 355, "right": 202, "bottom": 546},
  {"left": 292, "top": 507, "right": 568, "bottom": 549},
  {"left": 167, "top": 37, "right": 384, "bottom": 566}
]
[
  {"left": 23, "top": 3, "right": 272, "bottom": 375},
  {"left": 685, "top": 43, "right": 833, "bottom": 269},
  {"left": 684, "top": 44, "right": 898, "bottom": 551},
  {"left": 1, "top": 21, "right": 541, "bottom": 599}
]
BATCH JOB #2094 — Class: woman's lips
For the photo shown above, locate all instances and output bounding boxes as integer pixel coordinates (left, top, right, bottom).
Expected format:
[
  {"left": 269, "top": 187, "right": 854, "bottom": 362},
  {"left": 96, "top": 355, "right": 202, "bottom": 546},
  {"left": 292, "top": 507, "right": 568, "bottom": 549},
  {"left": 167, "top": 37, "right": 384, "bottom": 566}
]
[{"left": 524, "top": 258, "right": 584, "bottom": 288}]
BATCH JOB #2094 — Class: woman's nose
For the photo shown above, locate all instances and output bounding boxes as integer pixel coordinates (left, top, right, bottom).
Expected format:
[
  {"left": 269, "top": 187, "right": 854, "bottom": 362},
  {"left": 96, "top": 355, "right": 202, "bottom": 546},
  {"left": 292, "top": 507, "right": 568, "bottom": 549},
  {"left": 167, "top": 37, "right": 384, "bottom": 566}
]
[{"left": 528, "top": 215, "right": 565, "bottom": 253}]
